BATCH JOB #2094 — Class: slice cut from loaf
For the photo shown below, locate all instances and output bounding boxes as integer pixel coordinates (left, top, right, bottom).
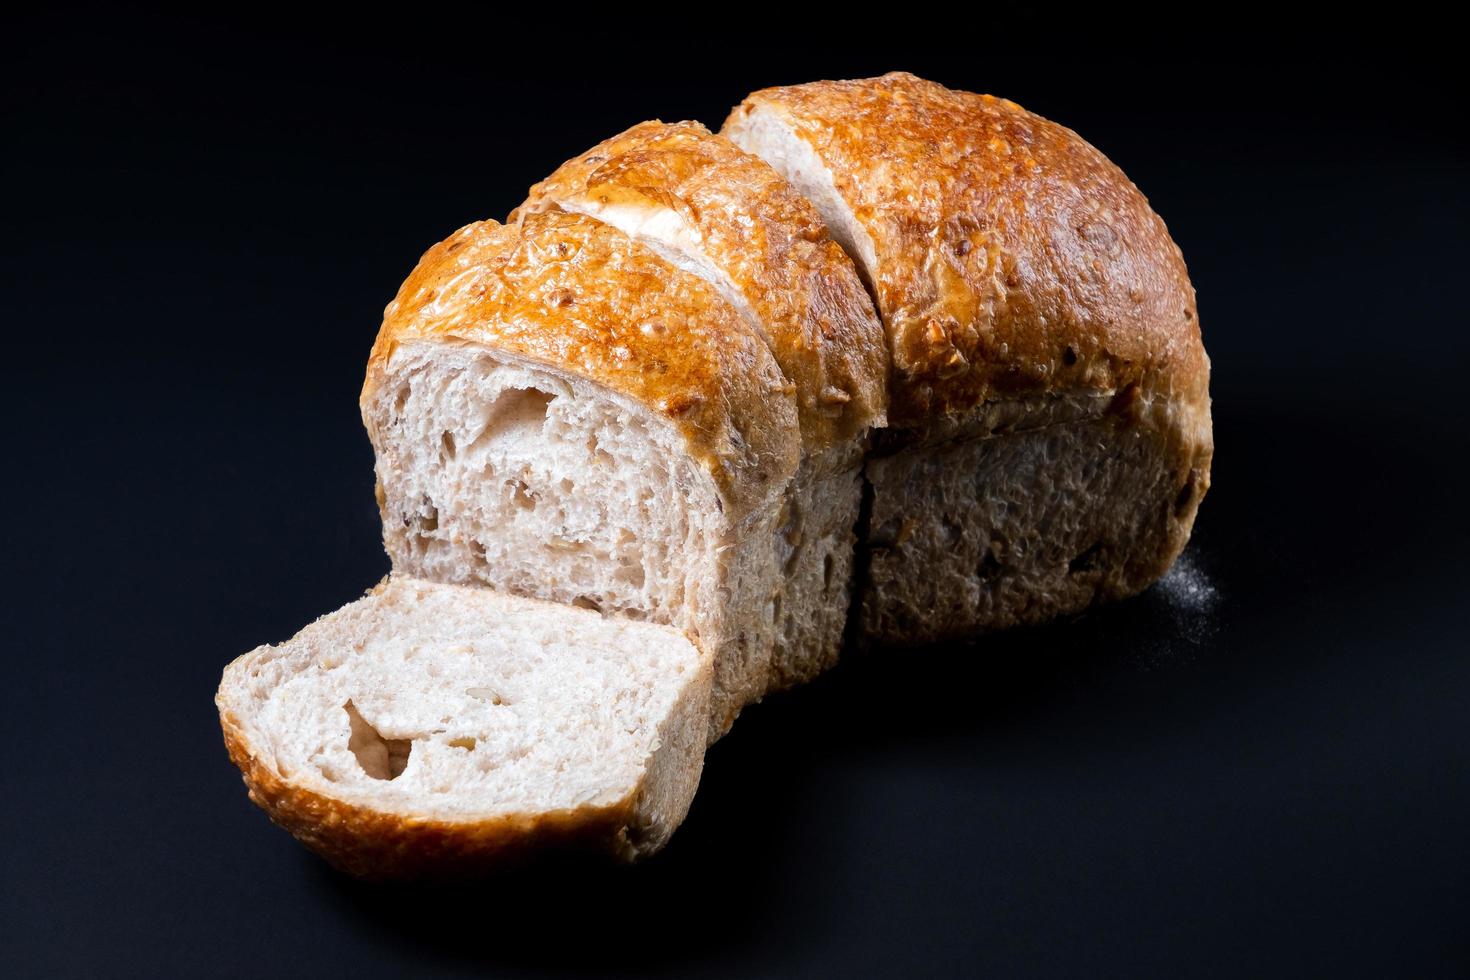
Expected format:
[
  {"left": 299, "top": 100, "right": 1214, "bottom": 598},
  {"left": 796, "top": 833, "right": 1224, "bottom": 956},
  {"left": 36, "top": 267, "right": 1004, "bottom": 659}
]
[
  {"left": 216, "top": 576, "right": 710, "bottom": 877},
  {"left": 514, "top": 120, "right": 889, "bottom": 690},
  {"left": 362, "top": 209, "right": 799, "bottom": 737},
  {"left": 724, "top": 73, "right": 1213, "bottom": 643}
]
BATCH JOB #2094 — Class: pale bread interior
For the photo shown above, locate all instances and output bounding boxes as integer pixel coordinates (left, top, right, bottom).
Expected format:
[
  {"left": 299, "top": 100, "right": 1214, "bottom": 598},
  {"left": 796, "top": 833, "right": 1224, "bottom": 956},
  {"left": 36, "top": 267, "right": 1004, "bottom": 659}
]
[
  {"left": 366, "top": 342, "right": 724, "bottom": 639},
  {"left": 217, "top": 577, "right": 706, "bottom": 821}
]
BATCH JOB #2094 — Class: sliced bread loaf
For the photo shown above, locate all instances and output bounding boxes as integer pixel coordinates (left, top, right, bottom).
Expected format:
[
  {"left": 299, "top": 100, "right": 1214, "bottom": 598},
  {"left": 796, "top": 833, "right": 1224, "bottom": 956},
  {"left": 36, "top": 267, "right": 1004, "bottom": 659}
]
[
  {"left": 220, "top": 73, "right": 1215, "bottom": 877},
  {"left": 216, "top": 576, "right": 710, "bottom": 877}
]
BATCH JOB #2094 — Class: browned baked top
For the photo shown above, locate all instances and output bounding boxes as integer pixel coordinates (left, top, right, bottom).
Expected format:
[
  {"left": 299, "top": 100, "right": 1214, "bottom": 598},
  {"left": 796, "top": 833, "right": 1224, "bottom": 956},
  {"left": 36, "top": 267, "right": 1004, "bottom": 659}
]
[
  {"left": 725, "top": 72, "right": 1208, "bottom": 426},
  {"left": 365, "top": 208, "right": 799, "bottom": 516},
  {"left": 517, "top": 120, "right": 888, "bottom": 452}
]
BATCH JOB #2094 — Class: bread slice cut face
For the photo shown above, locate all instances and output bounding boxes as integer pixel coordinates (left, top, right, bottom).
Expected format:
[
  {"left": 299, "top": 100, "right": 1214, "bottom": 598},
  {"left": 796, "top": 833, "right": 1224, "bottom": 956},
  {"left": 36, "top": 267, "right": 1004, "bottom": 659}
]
[{"left": 215, "top": 576, "right": 710, "bottom": 877}]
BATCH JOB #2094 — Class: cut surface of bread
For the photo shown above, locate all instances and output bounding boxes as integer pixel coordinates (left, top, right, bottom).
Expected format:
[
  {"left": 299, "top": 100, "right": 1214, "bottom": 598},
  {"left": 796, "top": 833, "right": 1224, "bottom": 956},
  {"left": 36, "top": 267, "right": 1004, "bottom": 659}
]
[
  {"left": 367, "top": 342, "right": 721, "bottom": 631},
  {"left": 362, "top": 209, "right": 798, "bottom": 735},
  {"left": 216, "top": 577, "right": 710, "bottom": 877},
  {"left": 725, "top": 73, "right": 1213, "bottom": 642}
]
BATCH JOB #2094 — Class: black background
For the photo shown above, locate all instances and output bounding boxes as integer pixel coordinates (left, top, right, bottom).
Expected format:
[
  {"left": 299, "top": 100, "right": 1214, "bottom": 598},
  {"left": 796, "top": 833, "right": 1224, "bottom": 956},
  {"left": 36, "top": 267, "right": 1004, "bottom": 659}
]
[{"left": 4, "top": 13, "right": 1468, "bottom": 978}]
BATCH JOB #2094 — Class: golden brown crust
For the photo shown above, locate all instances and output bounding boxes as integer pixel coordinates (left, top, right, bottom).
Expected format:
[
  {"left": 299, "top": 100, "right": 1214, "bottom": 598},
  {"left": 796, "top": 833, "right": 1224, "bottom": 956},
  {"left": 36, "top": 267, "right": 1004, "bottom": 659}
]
[
  {"left": 364, "top": 208, "right": 799, "bottom": 517},
  {"left": 516, "top": 120, "right": 888, "bottom": 452},
  {"left": 725, "top": 72, "right": 1209, "bottom": 429},
  {"left": 219, "top": 708, "right": 650, "bottom": 878}
]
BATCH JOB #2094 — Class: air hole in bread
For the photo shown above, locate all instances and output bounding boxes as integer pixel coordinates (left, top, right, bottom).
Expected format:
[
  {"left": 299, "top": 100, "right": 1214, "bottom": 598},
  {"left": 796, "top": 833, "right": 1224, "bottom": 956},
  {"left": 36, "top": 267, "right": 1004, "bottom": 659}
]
[
  {"left": 510, "top": 479, "right": 537, "bottom": 511},
  {"left": 941, "top": 517, "right": 964, "bottom": 546},
  {"left": 1174, "top": 472, "right": 1200, "bottom": 518},
  {"left": 1063, "top": 345, "right": 1079, "bottom": 366},
  {"left": 393, "top": 385, "right": 410, "bottom": 416},
  {"left": 466, "top": 387, "right": 554, "bottom": 455},
  {"left": 978, "top": 546, "right": 1004, "bottom": 581},
  {"left": 869, "top": 517, "right": 901, "bottom": 550},
  {"left": 572, "top": 596, "right": 603, "bottom": 613},
  {"left": 823, "top": 554, "right": 836, "bottom": 589},
  {"left": 613, "top": 562, "right": 645, "bottom": 589},
  {"left": 345, "top": 701, "right": 412, "bottom": 780},
  {"left": 782, "top": 542, "right": 802, "bottom": 577},
  {"left": 1109, "top": 382, "right": 1142, "bottom": 417},
  {"left": 448, "top": 737, "right": 477, "bottom": 751},
  {"left": 466, "top": 686, "right": 507, "bottom": 705},
  {"left": 1069, "top": 542, "right": 1102, "bottom": 575},
  {"left": 440, "top": 431, "right": 457, "bottom": 459}
]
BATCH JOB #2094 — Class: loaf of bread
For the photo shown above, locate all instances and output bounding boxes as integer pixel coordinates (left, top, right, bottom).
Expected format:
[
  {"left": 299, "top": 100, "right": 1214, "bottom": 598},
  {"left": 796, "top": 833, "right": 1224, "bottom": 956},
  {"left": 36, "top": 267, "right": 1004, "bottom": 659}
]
[
  {"left": 218, "top": 73, "right": 1212, "bottom": 874},
  {"left": 724, "top": 72, "right": 1213, "bottom": 642}
]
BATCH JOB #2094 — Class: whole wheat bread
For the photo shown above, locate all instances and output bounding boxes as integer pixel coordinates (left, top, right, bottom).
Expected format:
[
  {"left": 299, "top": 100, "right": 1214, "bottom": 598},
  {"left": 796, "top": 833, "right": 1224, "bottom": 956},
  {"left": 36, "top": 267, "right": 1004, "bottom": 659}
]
[{"left": 219, "top": 73, "right": 1212, "bottom": 876}]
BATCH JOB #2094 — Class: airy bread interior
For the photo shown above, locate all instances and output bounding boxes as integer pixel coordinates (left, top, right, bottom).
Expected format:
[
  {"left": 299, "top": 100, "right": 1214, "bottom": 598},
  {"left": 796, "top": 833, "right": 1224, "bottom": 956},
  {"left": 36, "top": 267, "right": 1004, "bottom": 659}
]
[
  {"left": 365, "top": 342, "right": 723, "bottom": 634},
  {"left": 217, "top": 577, "right": 708, "bottom": 822}
]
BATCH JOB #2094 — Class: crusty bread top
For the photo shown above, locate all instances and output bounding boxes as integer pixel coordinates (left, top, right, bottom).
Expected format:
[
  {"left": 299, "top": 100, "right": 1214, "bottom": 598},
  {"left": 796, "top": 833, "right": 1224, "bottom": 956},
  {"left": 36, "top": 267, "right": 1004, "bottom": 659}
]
[
  {"left": 725, "top": 72, "right": 1208, "bottom": 427},
  {"left": 515, "top": 120, "right": 887, "bottom": 452},
  {"left": 365, "top": 208, "right": 799, "bottom": 518}
]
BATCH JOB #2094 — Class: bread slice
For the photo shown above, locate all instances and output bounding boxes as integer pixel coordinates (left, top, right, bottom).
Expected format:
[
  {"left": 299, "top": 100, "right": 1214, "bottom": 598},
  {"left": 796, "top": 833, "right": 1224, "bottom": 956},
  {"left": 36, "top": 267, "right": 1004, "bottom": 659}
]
[
  {"left": 724, "top": 73, "right": 1213, "bottom": 643},
  {"left": 362, "top": 208, "right": 799, "bottom": 737},
  {"left": 215, "top": 576, "right": 710, "bottom": 877},
  {"left": 514, "top": 120, "right": 888, "bottom": 691}
]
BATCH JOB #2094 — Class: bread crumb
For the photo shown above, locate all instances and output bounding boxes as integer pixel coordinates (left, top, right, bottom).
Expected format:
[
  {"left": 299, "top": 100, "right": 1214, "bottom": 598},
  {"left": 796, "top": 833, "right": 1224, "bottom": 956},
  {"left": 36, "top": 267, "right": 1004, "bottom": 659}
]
[{"left": 1156, "top": 552, "right": 1219, "bottom": 645}]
